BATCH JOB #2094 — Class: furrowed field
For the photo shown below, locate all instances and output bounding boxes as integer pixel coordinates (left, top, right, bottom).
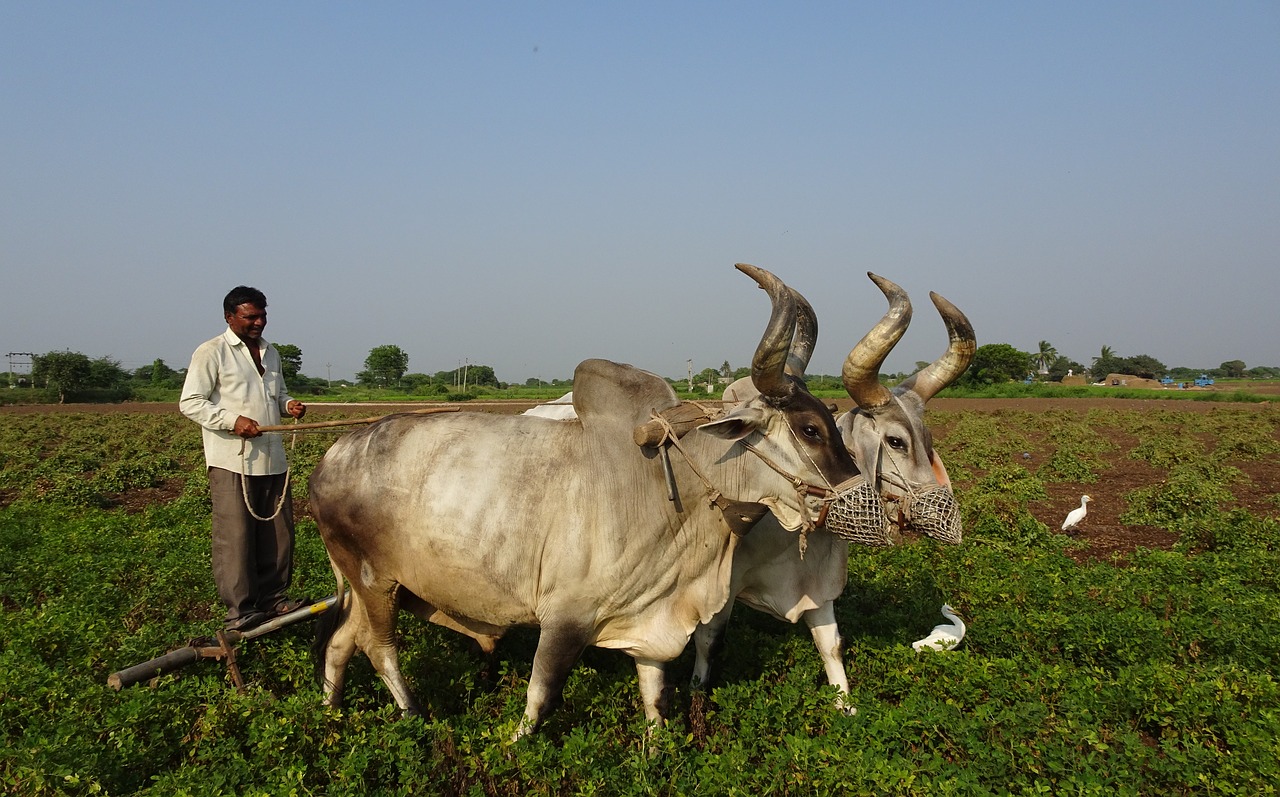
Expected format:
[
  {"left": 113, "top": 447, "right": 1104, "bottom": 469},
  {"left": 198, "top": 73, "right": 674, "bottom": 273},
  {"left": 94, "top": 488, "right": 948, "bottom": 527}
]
[{"left": 2, "top": 398, "right": 1279, "bottom": 795}]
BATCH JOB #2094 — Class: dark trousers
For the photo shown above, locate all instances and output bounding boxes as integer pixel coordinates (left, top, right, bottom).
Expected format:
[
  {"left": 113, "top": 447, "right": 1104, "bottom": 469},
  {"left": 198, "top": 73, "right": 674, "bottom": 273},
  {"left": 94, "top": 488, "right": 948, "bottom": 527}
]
[{"left": 208, "top": 467, "right": 294, "bottom": 623}]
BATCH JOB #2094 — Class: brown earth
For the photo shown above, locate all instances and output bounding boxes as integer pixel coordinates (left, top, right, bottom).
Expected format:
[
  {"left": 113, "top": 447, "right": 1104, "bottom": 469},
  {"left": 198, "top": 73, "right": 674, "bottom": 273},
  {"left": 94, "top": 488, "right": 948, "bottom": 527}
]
[
  {"left": 931, "top": 396, "right": 1280, "bottom": 563},
  {"left": 6, "top": 394, "right": 1277, "bottom": 564},
  {"left": 930, "top": 397, "right": 1280, "bottom": 564}
]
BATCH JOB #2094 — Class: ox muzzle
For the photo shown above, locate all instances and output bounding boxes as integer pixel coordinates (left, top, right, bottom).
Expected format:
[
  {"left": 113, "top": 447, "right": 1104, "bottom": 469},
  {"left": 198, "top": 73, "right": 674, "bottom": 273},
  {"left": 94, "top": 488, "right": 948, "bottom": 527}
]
[
  {"left": 884, "top": 484, "right": 964, "bottom": 545},
  {"left": 817, "top": 475, "right": 893, "bottom": 547},
  {"left": 822, "top": 481, "right": 964, "bottom": 547},
  {"left": 739, "top": 439, "right": 890, "bottom": 547}
]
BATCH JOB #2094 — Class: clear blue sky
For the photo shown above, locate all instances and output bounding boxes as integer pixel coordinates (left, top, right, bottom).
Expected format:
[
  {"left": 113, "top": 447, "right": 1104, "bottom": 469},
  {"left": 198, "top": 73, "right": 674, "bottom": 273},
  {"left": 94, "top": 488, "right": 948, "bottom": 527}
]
[{"left": 3, "top": 2, "right": 1277, "bottom": 384}]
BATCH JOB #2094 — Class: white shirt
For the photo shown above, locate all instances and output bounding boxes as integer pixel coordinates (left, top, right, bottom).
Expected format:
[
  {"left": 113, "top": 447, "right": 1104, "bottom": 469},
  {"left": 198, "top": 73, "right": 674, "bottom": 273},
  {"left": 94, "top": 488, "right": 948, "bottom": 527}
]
[{"left": 180, "top": 328, "right": 295, "bottom": 475}]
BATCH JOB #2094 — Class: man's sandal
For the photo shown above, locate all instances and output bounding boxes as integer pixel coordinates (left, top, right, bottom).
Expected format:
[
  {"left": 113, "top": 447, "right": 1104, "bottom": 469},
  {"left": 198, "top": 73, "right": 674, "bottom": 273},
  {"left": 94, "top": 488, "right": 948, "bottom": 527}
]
[{"left": 267, "top": 597, "right": 312, "bottom": 617}]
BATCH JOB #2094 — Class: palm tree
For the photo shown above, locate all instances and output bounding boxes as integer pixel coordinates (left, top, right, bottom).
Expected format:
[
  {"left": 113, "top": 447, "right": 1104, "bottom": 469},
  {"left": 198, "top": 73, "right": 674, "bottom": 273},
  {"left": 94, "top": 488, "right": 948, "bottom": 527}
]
[
  {"left": 1034, "top": 341, "right": 1058, "bottom": 374},
  {"left": 1092, "top": 345, "right": 1118, "bottom": 380}
]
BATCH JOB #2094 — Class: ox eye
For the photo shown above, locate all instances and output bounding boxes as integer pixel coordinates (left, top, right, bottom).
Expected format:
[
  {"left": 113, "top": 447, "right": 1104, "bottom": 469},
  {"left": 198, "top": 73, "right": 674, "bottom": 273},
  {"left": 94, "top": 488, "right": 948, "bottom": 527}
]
[
  {"left": 886, "top": 436, "right": 907, "bottom": 450},
  {"left": 801, "top": 424, "right": 822, "bottom": 440}
]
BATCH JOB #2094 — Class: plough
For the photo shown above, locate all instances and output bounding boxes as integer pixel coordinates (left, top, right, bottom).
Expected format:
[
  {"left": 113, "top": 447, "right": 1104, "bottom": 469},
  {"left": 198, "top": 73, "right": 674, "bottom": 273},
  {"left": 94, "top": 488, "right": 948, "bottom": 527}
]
[
  {"left": 107, "top": 594, "right": 339, "bottom": 691},
  {"left": 109, "top": 407, "right": 462, "bottom": 692}
]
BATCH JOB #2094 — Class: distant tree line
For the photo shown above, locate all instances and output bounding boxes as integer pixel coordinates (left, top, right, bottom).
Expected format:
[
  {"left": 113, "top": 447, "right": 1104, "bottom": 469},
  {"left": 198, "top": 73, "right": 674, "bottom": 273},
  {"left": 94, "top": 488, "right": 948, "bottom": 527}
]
[
  {"left": 6, "top": 341, "right": 1277, "bottom": 405},
  {"left": 12, "top": 352, "right": 175, "bottom": 404},
  {"left": 353, "top": 345, "right": 505, "bottom": 395},
  {"left": 949, "top": 341, "right": 1277, "bottom": 387}
]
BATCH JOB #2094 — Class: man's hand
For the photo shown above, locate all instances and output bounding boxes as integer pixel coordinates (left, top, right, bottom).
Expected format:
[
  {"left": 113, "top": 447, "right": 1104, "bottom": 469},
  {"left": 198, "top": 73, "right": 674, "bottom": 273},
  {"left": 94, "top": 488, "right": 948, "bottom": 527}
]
[
  {"left": 286, "top": 400, "right": 306, "bottom": 420},
  {"left": 233, "top": 415, "right": 262, "bottom": 438}
]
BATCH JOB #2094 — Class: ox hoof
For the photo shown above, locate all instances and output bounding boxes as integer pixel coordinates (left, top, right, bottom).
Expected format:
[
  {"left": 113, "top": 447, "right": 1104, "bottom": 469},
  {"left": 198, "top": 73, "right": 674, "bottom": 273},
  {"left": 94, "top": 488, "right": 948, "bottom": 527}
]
[{"left": 507, "top": 715, "right": 539, "bottom": 743}]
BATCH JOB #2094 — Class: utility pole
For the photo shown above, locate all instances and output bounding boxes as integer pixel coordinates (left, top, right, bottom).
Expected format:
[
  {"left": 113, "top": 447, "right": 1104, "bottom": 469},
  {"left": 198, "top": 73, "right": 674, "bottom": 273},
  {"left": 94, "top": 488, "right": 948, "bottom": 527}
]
[
  {"left": 6, "top": 352, "right": 33, "bottom": 388},
  {"left": 687, "top": 359, "right": 693, "bottom": 392}
]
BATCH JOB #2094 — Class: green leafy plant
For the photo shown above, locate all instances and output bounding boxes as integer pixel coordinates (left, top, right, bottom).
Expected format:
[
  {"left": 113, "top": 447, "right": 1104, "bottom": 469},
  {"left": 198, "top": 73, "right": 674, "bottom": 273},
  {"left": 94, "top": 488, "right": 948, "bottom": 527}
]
[
  {"left": 3, "top": 405, "right": 1280, "bottom": 795},
  {"left": 1121, "top": 460, "right": 1242, "bottom": 529}
]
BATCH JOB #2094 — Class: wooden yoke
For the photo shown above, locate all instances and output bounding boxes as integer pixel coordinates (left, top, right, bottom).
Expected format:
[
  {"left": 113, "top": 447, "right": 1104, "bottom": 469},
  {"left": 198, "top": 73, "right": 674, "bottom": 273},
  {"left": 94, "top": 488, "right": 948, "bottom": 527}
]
[{"left": 632, "top": 402, "right": 722, "bottom": 448}]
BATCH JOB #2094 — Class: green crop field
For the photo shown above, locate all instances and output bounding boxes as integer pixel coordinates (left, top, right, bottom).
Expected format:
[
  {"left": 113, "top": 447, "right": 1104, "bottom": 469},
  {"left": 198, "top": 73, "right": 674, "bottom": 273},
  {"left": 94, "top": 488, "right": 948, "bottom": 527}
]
[{"left": 2, "top": 402, "right": 1279, "bottom": 795}]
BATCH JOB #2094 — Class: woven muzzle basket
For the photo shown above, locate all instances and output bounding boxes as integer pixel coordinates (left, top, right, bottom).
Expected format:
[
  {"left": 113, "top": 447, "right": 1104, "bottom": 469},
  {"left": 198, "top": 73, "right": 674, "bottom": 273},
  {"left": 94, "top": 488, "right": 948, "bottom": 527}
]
[
  {"left": 821, "top": 477, "right": 893, "bottom": 547},
  {"left": 903, "top": 485, "right": 963, "bottom": 544}
]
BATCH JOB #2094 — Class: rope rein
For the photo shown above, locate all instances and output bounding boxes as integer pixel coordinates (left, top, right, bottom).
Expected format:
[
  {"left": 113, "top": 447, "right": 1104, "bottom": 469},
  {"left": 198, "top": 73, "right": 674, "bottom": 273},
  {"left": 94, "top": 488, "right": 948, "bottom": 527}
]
[
  {"left": 231, "top": 406, "right": 462, "bottom": 522},
  {"left": 236, "top": 421, "right": 297, "bottom": 523}
]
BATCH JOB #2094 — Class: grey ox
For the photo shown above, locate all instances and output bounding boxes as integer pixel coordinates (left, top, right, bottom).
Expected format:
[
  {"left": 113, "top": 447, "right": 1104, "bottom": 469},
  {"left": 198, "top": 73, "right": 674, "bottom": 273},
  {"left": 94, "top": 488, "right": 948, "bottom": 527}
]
[
  {"left": 309, "top": 264, "right": 875, "bottom": 737},
  {"left": 692, "top": 273, "right": 976, "bottom": 711}
]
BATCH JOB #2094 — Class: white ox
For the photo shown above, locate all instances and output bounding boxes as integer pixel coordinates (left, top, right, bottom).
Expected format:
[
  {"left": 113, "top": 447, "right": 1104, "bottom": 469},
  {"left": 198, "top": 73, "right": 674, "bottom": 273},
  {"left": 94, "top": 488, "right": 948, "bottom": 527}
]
[
  {"left": 309, "top": 264, "right": 874, "bottom": 737},
  {"left": 691, "top": 273, "right": 976, "bottom": 710},
  {"left": 531, "top": 274, "right": 976, "bottom": 708},
  {"left": 522, "top": 391, "right": 576, "bottom": 420}
]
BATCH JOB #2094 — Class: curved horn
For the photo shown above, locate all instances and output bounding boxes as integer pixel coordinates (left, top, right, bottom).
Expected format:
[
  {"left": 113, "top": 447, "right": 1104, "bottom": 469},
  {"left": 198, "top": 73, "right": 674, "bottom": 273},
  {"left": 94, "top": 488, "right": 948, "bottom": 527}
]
[
  {"left": 736, "top": 263, "right": 798, "bottom": 403},
  {"left": 785, "top": 287, "right": 818, "bottom": 377},
  {"left": 842, "top": 272, "right": 911, "bottom": 410},
  {"left": 897, "top": 291, "right": 976, "bottom": 402}
]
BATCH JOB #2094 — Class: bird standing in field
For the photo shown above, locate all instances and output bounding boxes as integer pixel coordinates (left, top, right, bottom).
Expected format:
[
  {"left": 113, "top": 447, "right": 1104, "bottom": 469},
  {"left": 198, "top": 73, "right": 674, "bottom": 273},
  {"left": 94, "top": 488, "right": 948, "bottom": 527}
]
[
  {"left": 1062, "top": 494, "right": 1092, "bottom": 531},
  {"left": 912, "top": 604, "right": 967, "bottom": 652}
]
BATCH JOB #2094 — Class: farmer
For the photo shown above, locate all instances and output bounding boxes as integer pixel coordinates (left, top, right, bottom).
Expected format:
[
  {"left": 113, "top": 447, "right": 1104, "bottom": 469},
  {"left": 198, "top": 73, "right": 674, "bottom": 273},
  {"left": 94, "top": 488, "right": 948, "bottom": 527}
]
[{"left": 180, "top": 286, "right": 309, "bottom": 632}]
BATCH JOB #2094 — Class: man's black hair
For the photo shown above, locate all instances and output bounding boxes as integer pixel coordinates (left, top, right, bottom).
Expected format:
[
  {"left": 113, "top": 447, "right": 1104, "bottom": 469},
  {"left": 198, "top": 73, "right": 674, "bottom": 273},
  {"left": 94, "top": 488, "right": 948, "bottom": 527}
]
[{"left": 223, "top": 286, "right": 268, "bottom": 316}]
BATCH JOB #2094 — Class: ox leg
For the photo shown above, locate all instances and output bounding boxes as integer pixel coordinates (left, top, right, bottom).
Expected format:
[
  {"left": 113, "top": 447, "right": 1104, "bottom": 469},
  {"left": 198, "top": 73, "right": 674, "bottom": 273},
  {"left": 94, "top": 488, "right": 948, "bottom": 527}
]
[
  {"left": 361, "top": 586, "right": 423, "bottom": 717},
  {"left": 691, "top": 603, "right": 734, "bottom": 690},
  {"left": 635, "top": 658, "right": 671, "bottom": 727},
  {"left": 512, "top": 624, "right": 589, "bottom": 741},
  {"left": 802, "top": 603, "right": 855, "bottom": 714},
  {"left": 321, "top": 595, "right": 360, "bottom": 708}
]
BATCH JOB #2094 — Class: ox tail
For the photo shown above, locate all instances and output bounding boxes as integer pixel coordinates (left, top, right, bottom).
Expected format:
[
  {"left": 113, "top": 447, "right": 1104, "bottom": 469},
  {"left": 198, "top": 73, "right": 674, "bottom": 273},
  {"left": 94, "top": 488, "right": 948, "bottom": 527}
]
[{"left": 311, "top": 554, "right": 349, "bottom": 686}]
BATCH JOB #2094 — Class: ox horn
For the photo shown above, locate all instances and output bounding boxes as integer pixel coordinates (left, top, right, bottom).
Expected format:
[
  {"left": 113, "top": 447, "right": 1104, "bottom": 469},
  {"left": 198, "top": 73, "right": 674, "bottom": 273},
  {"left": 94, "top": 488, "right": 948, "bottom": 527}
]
[
  {"left": 897, "top": 291, "right": 976, "bottom": 403},
  {"left": 785, "top": 287, "right": 818, "bottom": 378},
  {"left": 842, "top": 272, "right": 911, "bottom": 411},
  {"left": 737, "top": 263, "right": 798, "bottom": 404}
]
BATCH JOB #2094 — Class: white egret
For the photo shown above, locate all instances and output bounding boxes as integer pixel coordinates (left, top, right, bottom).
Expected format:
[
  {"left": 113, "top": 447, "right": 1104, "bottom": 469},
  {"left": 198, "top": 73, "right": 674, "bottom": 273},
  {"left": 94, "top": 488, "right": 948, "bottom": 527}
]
[
  {"left": 912, "top": 604, "right": 967, "bottom": 652},
  {"left": 1061, "top": 494, "right": 1092, "bottom": 531}
]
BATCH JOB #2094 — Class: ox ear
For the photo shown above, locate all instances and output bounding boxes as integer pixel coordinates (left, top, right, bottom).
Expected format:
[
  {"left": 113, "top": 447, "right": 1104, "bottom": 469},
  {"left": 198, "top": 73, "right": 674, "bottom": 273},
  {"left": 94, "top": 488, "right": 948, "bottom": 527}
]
[
  {"left": 930, "top": 450, "right": 952, "bottom": 489},
  {"left": 699, "top": 406, "right": 768, "bottom": 442}
]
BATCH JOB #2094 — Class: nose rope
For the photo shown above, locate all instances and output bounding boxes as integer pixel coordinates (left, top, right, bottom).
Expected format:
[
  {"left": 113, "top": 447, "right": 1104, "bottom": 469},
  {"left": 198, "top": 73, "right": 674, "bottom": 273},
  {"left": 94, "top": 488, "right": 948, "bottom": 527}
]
[
  {"left": 862, "top": 416, "right": 918, "bottom": 516},
  {"left": 878, "top": 443, "right": 916, "bottom": 497},
  {"left": 739, "top": 420, "right": 864, "bottom": 537},
  {"left": 861, "top": 416, "right": 907, "bottom": 496},
  {"left": 874, "top": 444, "right": 914, "bottom": 533},
  {"left": 643, "top": 408, "right": 890, "bottom": 552},
  {"left": 865, "top": 426, "right": 963, "bottom": 544},
  {"left": 647, "top": 411, "right": 851, "bottom": 532},
  {"left": 866, "top": 415, "right": 929, "bottom": 532}
]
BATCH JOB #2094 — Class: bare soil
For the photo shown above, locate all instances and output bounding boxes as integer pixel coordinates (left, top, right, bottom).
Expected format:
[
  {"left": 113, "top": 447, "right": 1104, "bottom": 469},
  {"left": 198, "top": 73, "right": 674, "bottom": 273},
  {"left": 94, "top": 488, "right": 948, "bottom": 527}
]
[{"left": 927, "top": 397, "right": 1280, "bottom": 563}]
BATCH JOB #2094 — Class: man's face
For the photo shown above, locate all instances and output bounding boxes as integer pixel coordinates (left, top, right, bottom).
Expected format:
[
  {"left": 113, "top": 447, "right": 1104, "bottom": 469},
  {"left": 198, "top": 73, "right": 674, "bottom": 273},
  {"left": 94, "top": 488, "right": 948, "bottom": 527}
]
[{"left": 226, "top": 303, "right": 267, "bottom": 342}]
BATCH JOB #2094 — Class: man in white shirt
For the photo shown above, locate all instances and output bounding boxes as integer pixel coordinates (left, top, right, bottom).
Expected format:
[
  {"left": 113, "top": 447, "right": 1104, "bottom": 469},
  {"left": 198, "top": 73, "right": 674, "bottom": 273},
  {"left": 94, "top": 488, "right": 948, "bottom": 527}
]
[{"left": 180, "top": 286, "right": 308, "bottom": 632}]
